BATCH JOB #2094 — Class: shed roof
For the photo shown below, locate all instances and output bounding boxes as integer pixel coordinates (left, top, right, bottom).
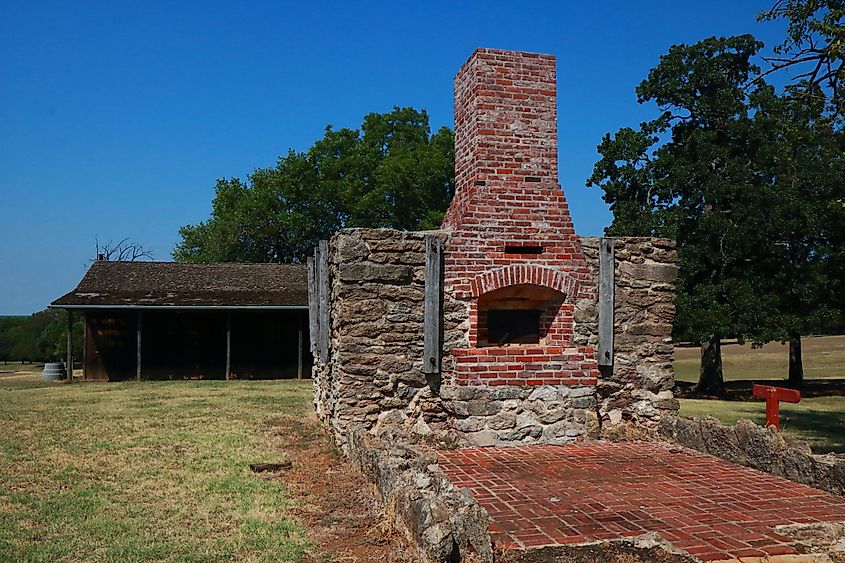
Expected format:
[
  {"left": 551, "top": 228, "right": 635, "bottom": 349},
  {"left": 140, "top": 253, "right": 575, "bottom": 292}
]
[{"left": 51, "top": 261, "right": 308, "bottom": 309}]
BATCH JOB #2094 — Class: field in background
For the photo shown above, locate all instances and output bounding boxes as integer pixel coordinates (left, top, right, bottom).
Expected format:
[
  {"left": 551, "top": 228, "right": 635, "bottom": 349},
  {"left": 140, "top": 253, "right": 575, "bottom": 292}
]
[
  {"left": 0, "top": 361, "right": 45, "bottom": 373},
  {"left": 0, "top": 375, "right": 313, "bottom": 562},
  {"left": 674, "top": 335, "right": 845, "bottom": 383}
]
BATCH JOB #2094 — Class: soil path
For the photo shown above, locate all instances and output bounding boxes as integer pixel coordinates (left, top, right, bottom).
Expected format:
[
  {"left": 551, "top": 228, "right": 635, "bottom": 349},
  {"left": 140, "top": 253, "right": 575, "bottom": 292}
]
[{"left": 262, "top": 413, "right": 408, "bottom": 563}]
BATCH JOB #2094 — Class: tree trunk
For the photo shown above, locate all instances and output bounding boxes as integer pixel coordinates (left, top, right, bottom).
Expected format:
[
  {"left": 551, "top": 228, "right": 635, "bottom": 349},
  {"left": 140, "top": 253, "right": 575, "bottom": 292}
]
[
  {"left": 694, "top": 334, "right": 725, "bottom": 395},
  {"left": 788, "top": 333, "right": 804, "bottom": 387}
]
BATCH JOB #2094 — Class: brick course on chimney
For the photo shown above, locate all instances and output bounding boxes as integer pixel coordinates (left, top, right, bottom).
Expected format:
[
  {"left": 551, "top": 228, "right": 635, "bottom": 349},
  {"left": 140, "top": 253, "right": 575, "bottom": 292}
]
[{"left": 442, "top": 48, "right": 600, "bottom": 387}]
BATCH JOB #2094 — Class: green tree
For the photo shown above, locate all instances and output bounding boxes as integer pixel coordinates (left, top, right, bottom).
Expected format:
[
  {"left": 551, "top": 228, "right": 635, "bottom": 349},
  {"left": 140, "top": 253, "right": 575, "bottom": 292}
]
[
  {"left": 588, "top": 35, "right": 844, "bottom": 393},
  {"left": 174, "top": 107, "right": 454, "bottom": 263},
  {"left": 37, "top": 310, "right": 83, "bottom": 362},
  {"left": 740, "top": 86, "right": 845, "bottom": 384},
  {"left": 758, "top": 0, "right": 844, "bottom": 116},
  {"left": 4, "top": 311, "right": 53, "bottom": 362},
  {"left": 0, "top": 311, "right": 84, "bottom": 364},
  {"left": 0, "top": 316, "right": 24, "bottom": 363}
]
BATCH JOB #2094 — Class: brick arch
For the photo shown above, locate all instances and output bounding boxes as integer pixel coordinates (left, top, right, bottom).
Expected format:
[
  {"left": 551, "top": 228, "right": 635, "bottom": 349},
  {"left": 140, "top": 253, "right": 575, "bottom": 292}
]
[{"left": 469, "top": 264, "right": 579, "bottom": 298}]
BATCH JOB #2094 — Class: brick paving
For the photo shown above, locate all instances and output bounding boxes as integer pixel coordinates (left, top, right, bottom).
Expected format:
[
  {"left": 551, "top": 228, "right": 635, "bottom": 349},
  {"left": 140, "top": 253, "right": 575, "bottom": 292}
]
[{"left": 438, "top": 442, "right": 845, "bottom": 561}]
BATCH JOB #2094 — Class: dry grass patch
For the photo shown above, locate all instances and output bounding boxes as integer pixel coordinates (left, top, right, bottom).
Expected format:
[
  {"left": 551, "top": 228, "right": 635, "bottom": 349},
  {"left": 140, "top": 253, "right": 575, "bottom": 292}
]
[{"left": 0, "top": 375, "right": 313, "bottom": 562}]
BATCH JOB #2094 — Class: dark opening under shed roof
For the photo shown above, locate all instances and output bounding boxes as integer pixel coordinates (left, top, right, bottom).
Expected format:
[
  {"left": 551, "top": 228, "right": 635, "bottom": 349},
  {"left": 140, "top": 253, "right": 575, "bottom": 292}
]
[{"left": 51, "top": 261, "right": 308, "bottom": 309}]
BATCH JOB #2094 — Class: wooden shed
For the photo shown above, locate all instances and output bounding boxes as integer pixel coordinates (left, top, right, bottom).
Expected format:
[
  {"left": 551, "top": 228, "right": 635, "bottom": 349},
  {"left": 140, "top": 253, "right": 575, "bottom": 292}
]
[{"left": 51, "top": 261, "right": 311, "bottom": 381}]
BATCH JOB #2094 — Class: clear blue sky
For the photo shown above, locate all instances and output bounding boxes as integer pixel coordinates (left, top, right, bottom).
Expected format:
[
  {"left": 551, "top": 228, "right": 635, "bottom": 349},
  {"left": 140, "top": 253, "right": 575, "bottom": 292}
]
[{"left": 0, "top": 1, "right": 785, "bottom": 315}]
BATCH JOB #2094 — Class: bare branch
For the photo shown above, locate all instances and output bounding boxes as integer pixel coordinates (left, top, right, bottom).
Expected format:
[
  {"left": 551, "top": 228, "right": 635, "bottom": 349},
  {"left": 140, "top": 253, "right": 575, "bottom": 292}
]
[{"left": 91, "top": 237, "right": 154, "bottom": 264}]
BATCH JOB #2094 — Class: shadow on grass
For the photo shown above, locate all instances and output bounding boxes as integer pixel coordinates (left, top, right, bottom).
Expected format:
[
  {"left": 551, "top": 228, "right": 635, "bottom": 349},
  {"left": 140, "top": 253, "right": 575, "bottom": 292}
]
[
  {"left": 779, "top": 408, "right": 845, "bottom": 454},
  {"left": 675, "top": 378, "right": 845, "bottom": 400}
]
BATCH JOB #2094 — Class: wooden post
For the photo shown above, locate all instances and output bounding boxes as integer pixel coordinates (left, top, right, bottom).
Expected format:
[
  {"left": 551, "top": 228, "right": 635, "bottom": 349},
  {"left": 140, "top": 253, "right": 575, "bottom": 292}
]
[
  {"left": 136, "top": 311, "right": 143, "bottom": 381},
  {"left": 66, "top": 310, "right": 73, "bottom": 382},
  {"left": 317, "top": 240, "right": 330, "bottom": 363},
  {"left": 297, "top": 313, "right": 303, "bottom": 380},
  {"left": 82, "top": 313, "right": 87, "bottom": 380},
  {"left": 225, "top": 311, "right": 231, "bottom": 381},
  {"left": 423, "top": 235, "right": 442, "bottom": 374},
  {"left": 307, "top": 255, "right": 318, "bottom": 354},
  {"left": 597, "top": 238, "right": 615, "bottom": 369}
]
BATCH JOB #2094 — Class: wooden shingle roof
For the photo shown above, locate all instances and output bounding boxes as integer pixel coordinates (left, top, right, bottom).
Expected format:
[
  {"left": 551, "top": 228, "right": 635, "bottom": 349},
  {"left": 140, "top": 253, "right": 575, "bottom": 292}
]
[{"left": 51, "top": 261, "right": 308, "bottom": 308}]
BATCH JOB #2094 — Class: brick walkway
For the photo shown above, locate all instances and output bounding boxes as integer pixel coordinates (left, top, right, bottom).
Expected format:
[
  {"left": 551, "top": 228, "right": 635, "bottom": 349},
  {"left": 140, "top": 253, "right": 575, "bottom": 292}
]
[{"left": 438, "top": 442, "right": 845, "bottom": 561}]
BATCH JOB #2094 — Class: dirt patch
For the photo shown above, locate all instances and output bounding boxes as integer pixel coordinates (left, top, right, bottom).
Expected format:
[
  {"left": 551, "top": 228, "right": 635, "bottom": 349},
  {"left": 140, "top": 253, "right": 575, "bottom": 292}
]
[{"left": 261, "top": 413, "right": 408, "bottom": 562}]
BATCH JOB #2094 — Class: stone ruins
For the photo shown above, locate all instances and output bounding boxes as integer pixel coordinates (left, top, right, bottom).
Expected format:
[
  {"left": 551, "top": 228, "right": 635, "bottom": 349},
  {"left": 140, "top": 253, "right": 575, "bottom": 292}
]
[
  {"left": 309, "top": 48, "right": 679, "bottom": 449},
  {"left": 305, "top": 48, "right": 845, "bottom": 563}
]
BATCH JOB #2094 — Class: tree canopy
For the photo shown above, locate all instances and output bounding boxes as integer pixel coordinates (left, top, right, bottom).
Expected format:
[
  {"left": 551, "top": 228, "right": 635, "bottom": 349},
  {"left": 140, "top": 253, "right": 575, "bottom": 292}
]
[
  {"left": 0, "top": 310, "right": 82, "bottom": 363},
  {"left": 758, "top": 0, "right": 844, "bottom": 116},
  {"left": 588, "top": 35, "right": 845, "bottom": 393},
  {"left": 173, "top": 107, "right": 454, "bottom": 264}
]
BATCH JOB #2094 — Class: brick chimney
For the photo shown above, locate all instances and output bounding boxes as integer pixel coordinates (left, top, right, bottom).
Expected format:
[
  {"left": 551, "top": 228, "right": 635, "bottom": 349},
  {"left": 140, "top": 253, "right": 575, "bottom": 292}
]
[{"left": 442, "top": 48, "right": 599, "bottom": 387}]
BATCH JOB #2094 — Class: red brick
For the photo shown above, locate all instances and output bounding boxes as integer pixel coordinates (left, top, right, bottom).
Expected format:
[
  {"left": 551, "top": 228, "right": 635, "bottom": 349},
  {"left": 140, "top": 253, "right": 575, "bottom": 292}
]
[
  {"left": 439, "top": 442, "right": 845, "bottom": 557},
  {"left": 442, "top": 49, "right": 599, "bottom": 388}
]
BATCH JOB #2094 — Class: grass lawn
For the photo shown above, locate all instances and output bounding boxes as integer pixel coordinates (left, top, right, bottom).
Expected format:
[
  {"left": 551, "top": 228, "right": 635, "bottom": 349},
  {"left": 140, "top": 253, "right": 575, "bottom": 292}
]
[
  {"left": 679, "top": 397, "right": 845, "bottom": 454},
  {"left": 0, "top": 361, "right": 45, "bottom": 374},
  {"left": 674, "top": 334, "right": 845, "bottom": 383},
  {"left": 0, "top": 375, "right": 314, "bottom": 562},
  {"left": 674, "top": 335, "right": 845, "bottom": 454}
]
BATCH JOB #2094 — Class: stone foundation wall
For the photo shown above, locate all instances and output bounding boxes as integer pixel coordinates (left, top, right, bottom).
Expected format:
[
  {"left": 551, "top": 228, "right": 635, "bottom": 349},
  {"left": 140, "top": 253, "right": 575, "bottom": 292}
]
[
  {"left": 660, "top": 416, "right": 845, "bottom": 497},
  {"left": 313, "top": 229, "right": 678, "bottom": 448},
  {"left": 346, "top": 429, "right": 494, "bottom": 562},
  {"left": 440, "top": 384, "right": 601, "bottom": 447}
]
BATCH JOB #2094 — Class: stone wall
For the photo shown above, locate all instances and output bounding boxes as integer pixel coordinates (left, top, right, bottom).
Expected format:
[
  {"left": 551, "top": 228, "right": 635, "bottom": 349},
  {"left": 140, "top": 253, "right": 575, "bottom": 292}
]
[
  {"left": 581, "top": 237, "right": 679, "bottom": 427},
  {"left": 346, "top": 429, "right": 494, "bottom": 562},
  {"left": 312, "top": 228, "right": 678, "bottom": 448},
  {"left": 311, "top": 228, "right": 442, "bottom": 446},
  {"left": 660, "top": 416, "right": 845, "bottom": 497}
]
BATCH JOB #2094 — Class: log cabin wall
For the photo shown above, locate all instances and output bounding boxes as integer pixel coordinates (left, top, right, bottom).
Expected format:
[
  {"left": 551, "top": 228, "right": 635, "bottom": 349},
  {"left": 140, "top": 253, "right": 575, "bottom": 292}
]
[{"left": 84, "top": 311, "right": 136, "bottom": 381}]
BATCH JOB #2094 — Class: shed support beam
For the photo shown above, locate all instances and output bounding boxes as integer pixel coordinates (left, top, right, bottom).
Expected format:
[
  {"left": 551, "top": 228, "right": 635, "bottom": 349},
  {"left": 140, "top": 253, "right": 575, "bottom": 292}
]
[
  {"left": 297, "top": 313, "right": 303, "bottom": 380},
  {"left": 136, "top": 311, "right": 143, "bottom": 381},
  {"left": 66, "top": 310, "right": 73, "bottom": 383},
  {"left": 598, "top": 237, "right": 615, "bottom": 370},
  {"left": 225, "top": 311, "right": 231, "bottom": 381},
  {"left": 82, "top": 313, "right": 87, "bottom": 380}
]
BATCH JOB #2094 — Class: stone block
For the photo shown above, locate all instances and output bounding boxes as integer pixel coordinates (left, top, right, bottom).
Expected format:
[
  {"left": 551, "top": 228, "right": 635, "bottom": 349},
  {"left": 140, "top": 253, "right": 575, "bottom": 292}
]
[
  {"left": 338, "top": 263, "right": 413, "bottom": 284},
  {"left": 527, "top": 385, "right": 558, "bottom": 401}
]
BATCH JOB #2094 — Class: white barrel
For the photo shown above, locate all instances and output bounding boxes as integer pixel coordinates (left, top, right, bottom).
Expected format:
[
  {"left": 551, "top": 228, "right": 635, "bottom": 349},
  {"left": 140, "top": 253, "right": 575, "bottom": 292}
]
[{"left": 42, "top": 362, "right": 67, "bottom": 381}]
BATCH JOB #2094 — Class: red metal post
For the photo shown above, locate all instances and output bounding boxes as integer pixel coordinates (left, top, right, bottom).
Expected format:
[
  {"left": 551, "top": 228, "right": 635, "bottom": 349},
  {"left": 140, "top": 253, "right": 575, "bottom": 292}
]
[{"left": 752, "top": 384, "right": 801, "bottom": 430}]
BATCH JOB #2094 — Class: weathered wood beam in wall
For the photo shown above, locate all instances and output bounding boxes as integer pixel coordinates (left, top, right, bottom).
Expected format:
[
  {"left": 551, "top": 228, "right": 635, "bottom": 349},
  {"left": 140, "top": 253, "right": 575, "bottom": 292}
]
[
  {"left": 306, "top": 255, "right": 318, "bottom": 354},
  {"left": 423, "top": 235, "right": 442, "bottom": 374},
  {"left": 597, "top": 237, "right": 615, "bottom": 368},
  {"left": 317, "top": 240, "right": 330, "bottom": 363}
]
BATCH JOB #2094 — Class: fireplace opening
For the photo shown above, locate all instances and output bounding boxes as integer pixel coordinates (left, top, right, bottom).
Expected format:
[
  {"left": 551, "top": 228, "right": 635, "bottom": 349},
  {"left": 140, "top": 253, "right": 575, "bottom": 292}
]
[
  {"left": 487, "top": 309, "right": 541, "bottom": 344},
  {"left": 476, "top": 284, "right": 566, "bottom": 347}
]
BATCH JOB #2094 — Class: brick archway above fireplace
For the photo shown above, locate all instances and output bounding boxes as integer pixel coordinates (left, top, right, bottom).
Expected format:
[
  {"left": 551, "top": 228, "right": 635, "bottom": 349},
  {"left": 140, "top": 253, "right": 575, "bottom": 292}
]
[{"left": 469, "top": 264, "right": 580, "bottom": 299}]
